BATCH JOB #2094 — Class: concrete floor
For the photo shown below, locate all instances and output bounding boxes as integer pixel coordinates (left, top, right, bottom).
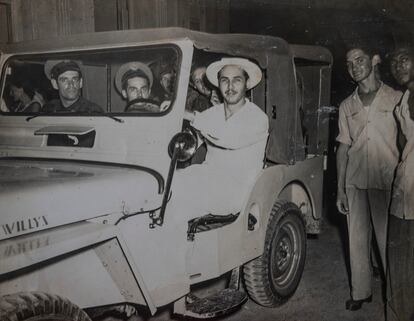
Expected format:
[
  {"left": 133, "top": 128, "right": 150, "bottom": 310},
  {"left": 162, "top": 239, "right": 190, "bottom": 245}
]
[{"left": 118, "top": 216, "right": 385, "bottom": 321}]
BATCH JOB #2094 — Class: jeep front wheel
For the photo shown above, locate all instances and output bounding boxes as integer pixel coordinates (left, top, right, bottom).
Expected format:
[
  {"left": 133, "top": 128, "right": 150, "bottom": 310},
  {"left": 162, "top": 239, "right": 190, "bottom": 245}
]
[
  {"left": 243, "top": 200, "right": 306, "bottom": 307},
  {"left": 0, "top": 292, "right": 91, "bottom": 321}
]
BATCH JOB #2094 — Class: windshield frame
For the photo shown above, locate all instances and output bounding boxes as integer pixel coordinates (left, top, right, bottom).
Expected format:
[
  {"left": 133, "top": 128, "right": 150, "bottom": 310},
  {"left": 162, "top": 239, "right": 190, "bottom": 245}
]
[{"left": 0, "top": 43, "right": 183, "bottom": 117}]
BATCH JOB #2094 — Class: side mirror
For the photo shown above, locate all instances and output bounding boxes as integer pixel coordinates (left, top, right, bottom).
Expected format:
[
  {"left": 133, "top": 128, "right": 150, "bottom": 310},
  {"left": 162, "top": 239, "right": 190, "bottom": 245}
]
[
  {"left": 168, "top": 130, "right": 197, "bottom": 162},
  {"left": 151, "top": 129, "right": 197, "bottom": 228}
]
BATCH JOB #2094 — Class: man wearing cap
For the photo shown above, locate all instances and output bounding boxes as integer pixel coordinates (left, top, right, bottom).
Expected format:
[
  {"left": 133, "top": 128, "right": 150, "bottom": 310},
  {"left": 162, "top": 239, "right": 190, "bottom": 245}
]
[
  {"left": 180, "top": 57, "right": 268, "bottom": 215},
  {"left": 336, "top": 46, "right": 402, "bottom": 311},
  {"left": 387, "top": 46, "right": 414, "bottom": 321},
  {"left": 115, "top": 61, "right": 162, "bottom": 113},
  {"left": 43, "top": 60, "right": 103, "bottom": 113}
]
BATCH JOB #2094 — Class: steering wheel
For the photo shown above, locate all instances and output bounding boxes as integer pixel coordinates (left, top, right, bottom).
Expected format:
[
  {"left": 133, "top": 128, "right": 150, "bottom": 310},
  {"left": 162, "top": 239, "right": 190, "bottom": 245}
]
[{"left": 124, "top": 98, "right": 160, "bottom": 112}]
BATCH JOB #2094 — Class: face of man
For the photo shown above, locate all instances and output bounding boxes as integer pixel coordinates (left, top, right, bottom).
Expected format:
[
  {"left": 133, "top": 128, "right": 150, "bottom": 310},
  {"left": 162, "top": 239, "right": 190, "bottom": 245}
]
[
  {"left": 52, "top": 70, "right": 82, "bottom": 105},
  {"left": 390, "top": 50, "right": 414, "bottom": 86},
  {"left": 10, "top": 85, "right": 23, "bottom": 102},
  {"left": 160, "top": 72, "right": 174, "bottom": 94},
  {"left": 122, "top": 76, "right": 150, "bottom": 102},
  {"left": 218, "top": 65, "right": 249, "bottom": 106},
  {"left": 346, "top": 49, "right": 374, "bottom": 83},
  {"left": 192, "top": 67, "right": 211, "bottom": 97}
]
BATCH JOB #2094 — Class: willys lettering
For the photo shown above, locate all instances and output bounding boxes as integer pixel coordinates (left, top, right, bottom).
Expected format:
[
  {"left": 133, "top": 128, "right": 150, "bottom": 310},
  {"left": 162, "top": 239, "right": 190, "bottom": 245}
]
[{"left": 1, "top": 216, "right": 49, "bottom": 236}]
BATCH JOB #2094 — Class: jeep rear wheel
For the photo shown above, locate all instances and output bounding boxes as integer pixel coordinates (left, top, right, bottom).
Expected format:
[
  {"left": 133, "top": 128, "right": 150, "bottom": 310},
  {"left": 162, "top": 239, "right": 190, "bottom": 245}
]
[
  {"left": 0, "top": 292, "right": 91, "bottom": 321},
  {"left": 243, "top": 200, "right": 306, "bottom": 307}
]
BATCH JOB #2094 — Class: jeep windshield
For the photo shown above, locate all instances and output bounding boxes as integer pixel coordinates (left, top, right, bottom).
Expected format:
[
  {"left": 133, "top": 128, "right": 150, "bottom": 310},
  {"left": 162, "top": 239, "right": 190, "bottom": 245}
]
[{"left": 1, "top": 44, "right": 180, "bottom": 116}]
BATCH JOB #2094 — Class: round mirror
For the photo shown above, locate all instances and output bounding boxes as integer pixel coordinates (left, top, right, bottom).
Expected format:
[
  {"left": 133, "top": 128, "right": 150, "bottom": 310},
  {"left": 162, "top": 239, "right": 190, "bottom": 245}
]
[{"left": 168, "top": 130, "right": 197, "bottom": 162}]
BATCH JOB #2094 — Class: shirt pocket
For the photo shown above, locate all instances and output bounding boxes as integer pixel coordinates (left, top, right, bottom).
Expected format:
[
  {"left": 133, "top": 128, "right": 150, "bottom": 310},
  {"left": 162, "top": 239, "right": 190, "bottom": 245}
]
[
  {"left": 373, "top": 110, "right": 396, "bottom": 133},
  {"left": 346, "top": 109, "right": 366, "bottom": 142}
]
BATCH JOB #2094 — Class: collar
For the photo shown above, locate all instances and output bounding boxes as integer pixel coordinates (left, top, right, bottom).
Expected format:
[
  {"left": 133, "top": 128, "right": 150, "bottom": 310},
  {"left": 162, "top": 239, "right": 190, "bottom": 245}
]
[{"left": 352, "top": 81, "right": 384, "bottom": 101}]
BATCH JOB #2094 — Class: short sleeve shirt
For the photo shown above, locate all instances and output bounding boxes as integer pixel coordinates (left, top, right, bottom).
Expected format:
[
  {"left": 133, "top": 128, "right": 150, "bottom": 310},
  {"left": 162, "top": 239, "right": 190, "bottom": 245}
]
[
  {"left": 336, "top": 83, "right": 402, "bottom": 190},
  {"left": 390, "top": 90, "right": 414, "bottom": 219}
]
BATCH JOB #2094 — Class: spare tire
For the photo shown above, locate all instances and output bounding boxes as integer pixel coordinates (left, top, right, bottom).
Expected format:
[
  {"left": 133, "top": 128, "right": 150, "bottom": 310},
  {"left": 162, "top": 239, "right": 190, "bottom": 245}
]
[{"left": 0, "top": 292, "right": 91, "bottom": 321}]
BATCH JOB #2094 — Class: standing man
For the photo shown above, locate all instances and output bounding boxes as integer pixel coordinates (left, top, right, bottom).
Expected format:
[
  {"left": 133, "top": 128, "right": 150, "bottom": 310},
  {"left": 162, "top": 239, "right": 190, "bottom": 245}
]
[
  {"left": 336, "top": 46, "right": 401, "bottom": 310},
  {"left": 387, "top": 46, "right": 414, "bottom": 321},
  {"left": 43, "top": 60, "right": 102, "bottom": 113}
]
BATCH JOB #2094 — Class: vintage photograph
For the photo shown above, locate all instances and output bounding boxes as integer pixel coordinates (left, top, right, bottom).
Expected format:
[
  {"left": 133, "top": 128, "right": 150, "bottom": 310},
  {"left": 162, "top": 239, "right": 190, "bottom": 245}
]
[{"left": 0, "top": 1, "right": 413, "bottom": 320}]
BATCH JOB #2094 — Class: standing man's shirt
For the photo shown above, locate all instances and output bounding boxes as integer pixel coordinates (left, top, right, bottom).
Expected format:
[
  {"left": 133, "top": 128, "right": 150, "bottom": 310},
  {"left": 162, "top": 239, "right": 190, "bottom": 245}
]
[
  {"left": 43, "top": 96, "right": 103, "bottom": 113},
  {"left": 336, "top": 83, "right": 402, "bottom": 190},
  {"left": 390, "top": 90, "right": 414, "bottom": 218}
]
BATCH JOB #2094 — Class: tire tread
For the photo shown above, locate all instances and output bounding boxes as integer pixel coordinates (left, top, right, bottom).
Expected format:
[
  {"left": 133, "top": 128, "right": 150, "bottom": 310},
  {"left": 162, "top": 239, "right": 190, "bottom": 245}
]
[
  {"left": 0, "top": 291, "right": 91, "bottom": 321},
  {"left": 243, "top": 200, "right": 306, "bottom": 307}
]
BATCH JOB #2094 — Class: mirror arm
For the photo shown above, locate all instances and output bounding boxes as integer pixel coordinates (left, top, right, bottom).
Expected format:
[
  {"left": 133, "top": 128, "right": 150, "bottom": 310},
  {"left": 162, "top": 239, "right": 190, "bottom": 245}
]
[{"left": 149, "top": 144, "right": 179, "bottom": 228}]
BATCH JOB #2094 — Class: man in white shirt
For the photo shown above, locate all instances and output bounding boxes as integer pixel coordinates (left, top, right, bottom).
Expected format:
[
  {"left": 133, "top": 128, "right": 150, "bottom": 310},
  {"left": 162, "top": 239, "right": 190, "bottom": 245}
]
[
  {"left": 180, "top": 57, "right": 269, "bottom": 215},
  {"left": 336, "top": 46, "right": 401, "bottom": 311}
]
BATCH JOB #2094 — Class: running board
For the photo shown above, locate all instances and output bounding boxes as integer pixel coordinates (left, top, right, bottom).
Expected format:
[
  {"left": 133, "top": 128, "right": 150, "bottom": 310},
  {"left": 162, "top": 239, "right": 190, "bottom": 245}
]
[{"left": 173, "top": 288, "right": 247, "bottom": 319}]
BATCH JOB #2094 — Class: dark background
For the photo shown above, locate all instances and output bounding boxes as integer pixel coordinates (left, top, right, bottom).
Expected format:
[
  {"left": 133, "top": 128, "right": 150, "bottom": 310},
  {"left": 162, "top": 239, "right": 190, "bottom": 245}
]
[{"left": 229, "top": 0, "right": 413, "bottom": 106}]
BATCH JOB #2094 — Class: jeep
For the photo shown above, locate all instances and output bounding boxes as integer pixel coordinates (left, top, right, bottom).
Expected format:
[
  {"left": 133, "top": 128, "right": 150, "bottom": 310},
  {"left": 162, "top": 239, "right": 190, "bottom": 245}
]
[{"left": 0, "top": 27, "right": 332, "bottom": 320}]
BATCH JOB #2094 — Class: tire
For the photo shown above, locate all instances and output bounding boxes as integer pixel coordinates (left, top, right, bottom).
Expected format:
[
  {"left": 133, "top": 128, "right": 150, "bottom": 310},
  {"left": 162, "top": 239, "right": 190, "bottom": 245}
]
[
  {"left": 0, "top": 292, "right": 91, "bottom": 321},
  {"left": 243, "top": 200, "right": 306, "bottom": 307}
]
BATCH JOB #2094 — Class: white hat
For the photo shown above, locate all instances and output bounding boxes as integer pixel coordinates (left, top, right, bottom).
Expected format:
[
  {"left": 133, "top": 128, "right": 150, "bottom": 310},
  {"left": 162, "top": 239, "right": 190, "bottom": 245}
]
[
  {"left": 206, "top": 57, "right": 262, "bottom": 90},
  {"left": 115, "top": 62, "right": 153, "bottom": 93}
]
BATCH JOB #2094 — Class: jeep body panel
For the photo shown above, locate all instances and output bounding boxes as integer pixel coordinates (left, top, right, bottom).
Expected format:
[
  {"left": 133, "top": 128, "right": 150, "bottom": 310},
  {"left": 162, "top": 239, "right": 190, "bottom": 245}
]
[
  {"left": 0, "top": 221, "right": 156, "bottom": 313},
  {"left": 186, "top": 156, "right": 323, "bottom": 281},
  {"left": 0, "top": 159, "right": 162, "bottom": 240}
]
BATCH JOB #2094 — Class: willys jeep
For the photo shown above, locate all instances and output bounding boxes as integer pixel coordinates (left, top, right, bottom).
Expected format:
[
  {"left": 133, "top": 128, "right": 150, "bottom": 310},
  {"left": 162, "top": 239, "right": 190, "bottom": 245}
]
[{"left": 0, "top": 28, "right": 332, "bottom": 320}]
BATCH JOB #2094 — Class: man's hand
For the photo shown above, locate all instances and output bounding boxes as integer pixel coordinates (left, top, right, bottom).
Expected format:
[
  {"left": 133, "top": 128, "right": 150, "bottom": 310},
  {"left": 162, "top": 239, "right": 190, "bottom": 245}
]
[
  {"left": 336, "top": 189, "right": 349, "bottom": 215},
  {"left": 184, "top": 110, "right": 196, "bottom": 123},
  {"left": 210, "top": 90, "right": 220, "bottom": 106},
  {"left": 395, "top": 102, "right": 414, "bottom": 138}
]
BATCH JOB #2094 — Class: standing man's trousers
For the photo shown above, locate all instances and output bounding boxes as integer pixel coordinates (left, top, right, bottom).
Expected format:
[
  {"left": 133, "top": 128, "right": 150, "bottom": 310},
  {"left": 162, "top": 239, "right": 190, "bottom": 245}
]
[
  {"left": 387, "top": 215, "right": 414, "bottom": 321},
  {"left": 346, "top": 187, "right": 390, "bottom": 300}
]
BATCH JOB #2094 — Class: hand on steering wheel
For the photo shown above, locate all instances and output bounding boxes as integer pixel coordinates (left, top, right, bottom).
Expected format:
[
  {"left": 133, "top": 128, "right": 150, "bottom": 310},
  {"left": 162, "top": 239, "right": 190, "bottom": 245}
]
[{"left": 124, "top": 98, "right": 160, "bottom": 113}]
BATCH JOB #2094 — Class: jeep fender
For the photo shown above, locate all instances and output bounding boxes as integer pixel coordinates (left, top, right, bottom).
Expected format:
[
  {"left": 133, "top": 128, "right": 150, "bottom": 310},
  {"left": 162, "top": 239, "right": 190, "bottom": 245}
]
[
  {"left": 239, "top": 156, "right": 323, "bottom": 263},
  {"left": 0, "top": 221, "right": 156, "bottom": 314}
]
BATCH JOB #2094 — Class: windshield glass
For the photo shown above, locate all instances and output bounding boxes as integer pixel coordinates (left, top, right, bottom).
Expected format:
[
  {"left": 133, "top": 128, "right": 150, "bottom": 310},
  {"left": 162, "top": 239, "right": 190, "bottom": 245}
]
[{"left": 0, "top": 44, "right": 180, "bottom": 115}]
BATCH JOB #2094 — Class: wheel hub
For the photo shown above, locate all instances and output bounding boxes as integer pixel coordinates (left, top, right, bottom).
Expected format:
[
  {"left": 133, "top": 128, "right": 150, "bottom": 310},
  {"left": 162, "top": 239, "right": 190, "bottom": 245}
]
[{"left": 276, "top": 235, "right": 292, "bottom": 271}]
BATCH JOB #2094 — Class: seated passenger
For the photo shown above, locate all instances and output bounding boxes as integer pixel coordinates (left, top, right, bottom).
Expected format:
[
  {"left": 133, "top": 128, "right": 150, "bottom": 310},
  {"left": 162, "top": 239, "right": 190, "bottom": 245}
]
[
  {"left": 43, "top": 60, "right": 103, "bottom": 113},
  {"left": 186, "top": 65, "right": 220, "bottom": 113},
  {"left": 8, "top": 79, "right": 42, "bottom": 112},
  {"left": 115, "top": 61, "right": 164, "bottom": 113},
  {"left": 174, "top": 57, "right": 269, "bottom": 216},
  {"left": 158, "top": 65, "right": 175, "bottom": 101}
]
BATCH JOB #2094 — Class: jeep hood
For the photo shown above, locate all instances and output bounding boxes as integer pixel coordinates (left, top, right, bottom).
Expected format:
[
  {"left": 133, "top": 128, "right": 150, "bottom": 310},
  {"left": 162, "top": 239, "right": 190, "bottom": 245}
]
[{"left": 0, "top": 159, "right": 163, "bottom": 240}]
